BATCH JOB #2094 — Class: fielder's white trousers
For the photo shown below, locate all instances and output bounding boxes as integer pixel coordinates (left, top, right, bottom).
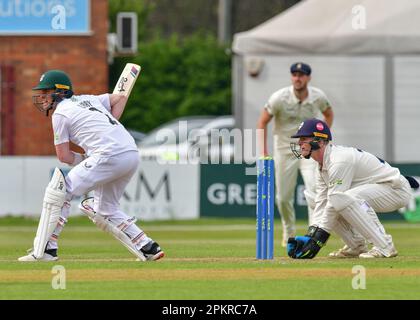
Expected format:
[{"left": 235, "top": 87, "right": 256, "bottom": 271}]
[
  {"left": 47, "top": 151, "right": 151, "bottom": 250},
  {"left": 273, "top": 150, "right": 317, "bottom": 240}
]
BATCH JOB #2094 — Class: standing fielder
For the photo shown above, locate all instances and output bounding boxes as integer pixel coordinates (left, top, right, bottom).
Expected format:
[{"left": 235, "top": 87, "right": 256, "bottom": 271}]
[
  {"left": 257, "top": 62, "right": 334, "bottom": 246},
  {"left": 287, "top": 118, "right": 418, "bottom": 259},
  {"left": 18, "top": 70, "right": 164, "bottom": 262}
]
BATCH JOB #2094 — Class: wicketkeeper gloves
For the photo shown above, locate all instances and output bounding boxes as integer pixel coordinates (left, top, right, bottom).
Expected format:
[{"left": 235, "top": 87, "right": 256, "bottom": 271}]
[{"left": 287, "top": 226, "right": 330, "bottom": 259}]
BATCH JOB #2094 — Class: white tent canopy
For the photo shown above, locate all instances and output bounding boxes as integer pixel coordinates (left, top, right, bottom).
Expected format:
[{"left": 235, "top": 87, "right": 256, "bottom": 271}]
[{"left": 233, "top": 0, "right": 420, "bottom": 55}]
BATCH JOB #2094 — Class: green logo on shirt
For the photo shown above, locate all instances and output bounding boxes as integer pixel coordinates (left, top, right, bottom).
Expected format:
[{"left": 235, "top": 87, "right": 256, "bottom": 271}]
[{"left": 329, "top": 179, "right": 343, "bottom": 187}]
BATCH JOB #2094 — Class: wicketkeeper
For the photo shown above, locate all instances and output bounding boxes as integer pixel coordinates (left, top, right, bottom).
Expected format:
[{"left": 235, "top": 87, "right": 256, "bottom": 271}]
[
  {"left": 18, "top": 70, "right": 164, "bottom": 262},
  {"left": 287, "top": 118, "right": 419, "bottom": 259},
  {"left": 257, "top": 62, "right": 334, "bottom": 247}
]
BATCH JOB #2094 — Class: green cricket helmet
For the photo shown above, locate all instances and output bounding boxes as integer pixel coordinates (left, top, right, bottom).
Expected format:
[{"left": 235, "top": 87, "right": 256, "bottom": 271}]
[
  {"left": 32, "top": 70, "right": 74, "bottom": 116},
  {"left": 33, "top": 70, "right": 73, "bottom": 91}
]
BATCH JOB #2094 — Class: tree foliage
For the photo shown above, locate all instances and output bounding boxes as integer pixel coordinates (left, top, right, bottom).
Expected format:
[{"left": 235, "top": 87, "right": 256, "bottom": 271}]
[{"left": 112, "top": 34, "right": 232, "bottom": 133}]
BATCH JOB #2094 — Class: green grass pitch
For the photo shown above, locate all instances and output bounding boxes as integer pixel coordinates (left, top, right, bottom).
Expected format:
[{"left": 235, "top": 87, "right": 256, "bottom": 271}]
[{"left": 1, "top": 216, "right": 420, "bottom": 300}]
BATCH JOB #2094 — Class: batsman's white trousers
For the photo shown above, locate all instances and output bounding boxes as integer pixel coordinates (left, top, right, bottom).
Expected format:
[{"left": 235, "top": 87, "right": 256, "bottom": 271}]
[
  {"left": 273, "top": 149, "right": 317, "bottom": 239},
  {"left": 67, "top": 150, "right": 139, "bottom": 214},
  {"left": 47, "top": 150, "right": 145, "bottom": 250}
]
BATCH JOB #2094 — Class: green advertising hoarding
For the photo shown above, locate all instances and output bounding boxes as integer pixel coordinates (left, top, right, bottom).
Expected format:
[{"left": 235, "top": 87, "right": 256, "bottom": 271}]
[{"left": 200, "top": 163, "right": 420, "bottom": 221}]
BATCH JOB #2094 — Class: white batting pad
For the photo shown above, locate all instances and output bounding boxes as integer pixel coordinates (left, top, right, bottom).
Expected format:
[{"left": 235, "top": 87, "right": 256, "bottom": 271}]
[
  {"left": 33, "top": 168, "right": 66, "bottom": 258},
  {"left": 79, "top": 198, "right": 147, "bottom": 261},
  {"left": 330, "top": 192, "right": 394, "bottom": 257}
]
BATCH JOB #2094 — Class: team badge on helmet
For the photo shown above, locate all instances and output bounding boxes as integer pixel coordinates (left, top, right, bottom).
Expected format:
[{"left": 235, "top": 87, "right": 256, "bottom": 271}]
[{"left": 316, "top": 122, "right": 324, "bottom": 131}]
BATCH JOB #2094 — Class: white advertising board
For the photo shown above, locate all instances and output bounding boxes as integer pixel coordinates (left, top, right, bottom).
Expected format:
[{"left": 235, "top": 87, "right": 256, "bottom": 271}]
[{"left": 0, "top": 157, "right": 200, "bottom": 221}]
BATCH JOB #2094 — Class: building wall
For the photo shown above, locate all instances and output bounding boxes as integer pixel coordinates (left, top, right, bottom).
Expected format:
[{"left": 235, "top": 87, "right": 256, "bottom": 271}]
[{"left": 0, "top": 0, "right": 108, "bottom": 155}]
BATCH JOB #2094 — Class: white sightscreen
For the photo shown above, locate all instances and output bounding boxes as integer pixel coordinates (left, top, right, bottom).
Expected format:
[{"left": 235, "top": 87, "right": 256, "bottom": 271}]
[{"left": 394, "top": 56, "right": 420, "bottom": 162}]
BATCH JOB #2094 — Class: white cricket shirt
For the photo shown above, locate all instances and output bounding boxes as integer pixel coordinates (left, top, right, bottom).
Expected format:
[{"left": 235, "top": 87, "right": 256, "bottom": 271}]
[
  {"left": 319, "top": 144, "right": 402, "bottom": 196},
  {"left": 312, "top": 144, "right": 404, "bottom": 230},
  {"left": 52, "top": 94, "right": 138, "bottom": 157}
]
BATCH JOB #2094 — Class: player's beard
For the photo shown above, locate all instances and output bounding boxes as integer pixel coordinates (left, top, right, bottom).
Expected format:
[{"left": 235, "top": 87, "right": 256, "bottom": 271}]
[{"left": 293, "top": 82, "right": 308, "bottom": 92}]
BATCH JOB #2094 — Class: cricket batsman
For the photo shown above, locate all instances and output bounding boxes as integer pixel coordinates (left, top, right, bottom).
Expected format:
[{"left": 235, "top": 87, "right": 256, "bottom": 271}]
[{"left": 18, "top": 69, "right": 164, "bottom": 262}]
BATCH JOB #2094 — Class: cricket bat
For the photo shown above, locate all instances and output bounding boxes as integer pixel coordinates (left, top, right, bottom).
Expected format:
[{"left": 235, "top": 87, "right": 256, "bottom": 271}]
[{"left": 112, "top": 63, "right": 141, "bottom": 97}]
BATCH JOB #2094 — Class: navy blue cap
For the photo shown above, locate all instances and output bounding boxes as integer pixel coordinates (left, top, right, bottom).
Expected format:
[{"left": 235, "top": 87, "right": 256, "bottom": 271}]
[
  {"left": 290, "top": 62, "right": 311, "bottom": 76},
  {"left": 291, "top": 118, "right": 332, "bottom": 140}
]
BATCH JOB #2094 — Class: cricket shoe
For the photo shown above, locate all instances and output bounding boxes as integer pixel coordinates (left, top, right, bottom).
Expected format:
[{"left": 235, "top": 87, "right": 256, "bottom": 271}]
[
  {"left": 359, "top": 246, "right": 398, "bottom": 258},
  {"left": 328, "top": 244, "right": 368, "bottom": 258},
  {"left": 140, "top": 241, "right": 165, "bottom": 261},
  {"left": 18, "top": 248, "right": 58, "bottom": 262}
]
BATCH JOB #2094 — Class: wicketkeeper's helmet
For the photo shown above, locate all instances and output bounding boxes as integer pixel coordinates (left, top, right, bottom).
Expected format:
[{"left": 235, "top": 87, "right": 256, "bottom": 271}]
[
  {"left": 291, "top": 118, "right": 332, "bottom": 141},
  {"left": 290, "top": 118, "right": 331, "bottom": 159}
]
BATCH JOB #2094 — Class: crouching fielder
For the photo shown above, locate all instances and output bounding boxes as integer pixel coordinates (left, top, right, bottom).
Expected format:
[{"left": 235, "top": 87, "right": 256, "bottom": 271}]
[
  {"left": 19, "top": 70, "right": 164, "bottom": 262},
  {"left": 286, "top": 118, "right": 419, "bottom": 259}
]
